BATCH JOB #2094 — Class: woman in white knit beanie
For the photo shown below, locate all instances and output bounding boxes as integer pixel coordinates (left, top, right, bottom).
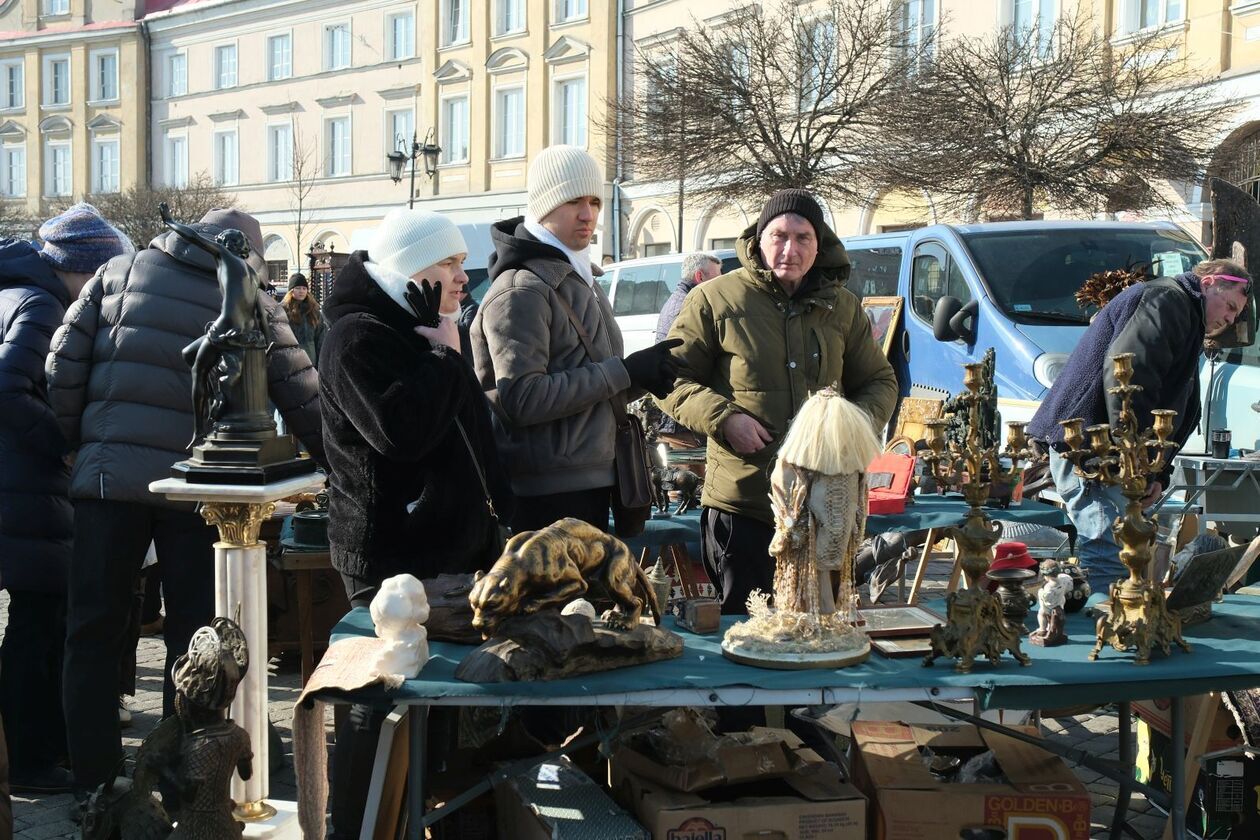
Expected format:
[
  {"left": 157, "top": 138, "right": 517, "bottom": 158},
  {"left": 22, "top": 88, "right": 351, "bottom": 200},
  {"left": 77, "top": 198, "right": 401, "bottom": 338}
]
[
  {"left": 363, "top": 206, "right": 470, "bottom": 352},
  {"left": 318, "top": 204, "right": 512, "bottom": 839}
]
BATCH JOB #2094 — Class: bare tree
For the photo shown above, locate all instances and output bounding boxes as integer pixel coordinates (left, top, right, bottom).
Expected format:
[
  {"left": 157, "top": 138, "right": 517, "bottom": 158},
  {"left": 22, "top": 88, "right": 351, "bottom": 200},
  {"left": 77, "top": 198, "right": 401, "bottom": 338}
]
[
  {"left": 66, "top": 174, "right": 239, "bottom": 250},
  {"left": 288, "top": 131, "right": 320, "bottom": 264},
  {"left": 606, "top": 0, "right": 931, "bottom": 214},
  {"left": 883, "top": 11, "right": 1232, "bottom": 220},
  {"left": 0, "top": 201, "right": 36, "bottom": 240}
]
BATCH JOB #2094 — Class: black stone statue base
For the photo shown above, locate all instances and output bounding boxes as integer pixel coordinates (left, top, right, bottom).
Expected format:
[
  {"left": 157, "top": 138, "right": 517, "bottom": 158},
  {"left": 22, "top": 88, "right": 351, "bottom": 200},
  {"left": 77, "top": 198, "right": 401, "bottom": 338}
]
[{"left": 172, "top": 433, "right": 316, "bottom": 485}]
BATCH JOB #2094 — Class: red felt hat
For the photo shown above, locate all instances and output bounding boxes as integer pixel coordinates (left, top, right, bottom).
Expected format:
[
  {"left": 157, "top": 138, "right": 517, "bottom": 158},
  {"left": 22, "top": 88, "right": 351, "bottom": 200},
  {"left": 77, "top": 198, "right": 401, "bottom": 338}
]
[{"left": 992, "top": 542, "right": 1034, "bottom": 570}]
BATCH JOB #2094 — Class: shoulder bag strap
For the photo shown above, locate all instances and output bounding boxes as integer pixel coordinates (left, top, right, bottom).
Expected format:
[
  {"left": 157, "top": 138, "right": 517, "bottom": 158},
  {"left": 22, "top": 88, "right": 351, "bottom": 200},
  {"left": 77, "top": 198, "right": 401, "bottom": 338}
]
[
  {"left": 553, "top": 287, "right": 628, "bottom": 422},
  {"left": 453, "top": 417, "right": 499, "bottom": 520}
]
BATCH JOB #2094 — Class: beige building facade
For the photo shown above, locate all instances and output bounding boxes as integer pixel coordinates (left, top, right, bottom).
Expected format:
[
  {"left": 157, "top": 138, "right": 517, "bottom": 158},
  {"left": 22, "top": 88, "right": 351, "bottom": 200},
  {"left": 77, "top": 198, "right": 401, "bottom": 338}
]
[
  {"left": 620, "top": 0, "right": 1260, "bottom": 255},
  {"left": 146, "top": 0, "right": 617, "bottom": 281},
  {"left": 0, "top": 0, "right": 146, "bottom": 227}
]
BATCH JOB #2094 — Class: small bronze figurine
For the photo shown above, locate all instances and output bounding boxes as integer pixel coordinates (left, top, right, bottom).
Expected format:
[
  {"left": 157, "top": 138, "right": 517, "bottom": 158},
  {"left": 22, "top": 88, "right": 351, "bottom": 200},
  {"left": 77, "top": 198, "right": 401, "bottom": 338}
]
[{"left": 160, "top": 203, "right": 273, "bottom": 447}]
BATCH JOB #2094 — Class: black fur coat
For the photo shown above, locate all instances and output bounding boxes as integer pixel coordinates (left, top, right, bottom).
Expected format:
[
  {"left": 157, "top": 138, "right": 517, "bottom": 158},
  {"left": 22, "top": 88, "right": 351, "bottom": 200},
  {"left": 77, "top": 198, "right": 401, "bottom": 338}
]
[{"left": 319, "top": 252, "right": 512, "bottom": 585}]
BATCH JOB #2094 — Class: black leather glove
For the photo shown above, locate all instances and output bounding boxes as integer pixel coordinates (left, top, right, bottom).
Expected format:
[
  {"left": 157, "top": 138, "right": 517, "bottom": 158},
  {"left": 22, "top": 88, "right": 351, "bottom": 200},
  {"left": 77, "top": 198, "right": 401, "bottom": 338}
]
[
  {"left": 623, "top": 338, "right": 683, "bottom": 399},
  {"left": 403, "top": 279, "right": 442, "bottom": 328}
]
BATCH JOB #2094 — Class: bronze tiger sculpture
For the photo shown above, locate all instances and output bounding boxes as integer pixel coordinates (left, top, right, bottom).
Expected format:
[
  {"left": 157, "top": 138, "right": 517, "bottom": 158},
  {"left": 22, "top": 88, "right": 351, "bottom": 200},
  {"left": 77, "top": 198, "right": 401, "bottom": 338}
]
[{"left": 469, "top": 518, "right": 660, "bottom": 636}]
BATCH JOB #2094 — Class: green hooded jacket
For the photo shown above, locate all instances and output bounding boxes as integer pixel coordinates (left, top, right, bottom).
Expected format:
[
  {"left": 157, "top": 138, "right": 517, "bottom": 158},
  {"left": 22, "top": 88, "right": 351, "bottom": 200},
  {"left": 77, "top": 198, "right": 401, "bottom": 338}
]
[{"left": 659, "top": 220, "right": 898, "bottom": 524}]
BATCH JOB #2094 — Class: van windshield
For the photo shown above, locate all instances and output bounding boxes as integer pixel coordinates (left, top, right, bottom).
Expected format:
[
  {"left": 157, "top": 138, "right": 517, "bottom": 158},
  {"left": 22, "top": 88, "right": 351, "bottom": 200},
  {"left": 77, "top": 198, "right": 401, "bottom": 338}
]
[{"left": 959, "top": 228, "right": 1207, "bottom": 323}]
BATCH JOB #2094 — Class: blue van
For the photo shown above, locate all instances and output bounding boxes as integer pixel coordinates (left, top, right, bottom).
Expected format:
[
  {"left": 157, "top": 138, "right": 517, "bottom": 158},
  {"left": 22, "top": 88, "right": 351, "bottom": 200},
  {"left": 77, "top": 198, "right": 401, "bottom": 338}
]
[{"left": 842, "top": 221, "right": 1216, "bottom": 429}]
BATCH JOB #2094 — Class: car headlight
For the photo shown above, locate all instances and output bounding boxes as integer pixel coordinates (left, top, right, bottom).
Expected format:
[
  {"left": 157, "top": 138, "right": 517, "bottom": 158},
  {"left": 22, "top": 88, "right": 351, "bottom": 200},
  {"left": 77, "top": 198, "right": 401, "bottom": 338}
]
[{"left": 1033, "top": 353, "right": 1069, "bottom": 389}]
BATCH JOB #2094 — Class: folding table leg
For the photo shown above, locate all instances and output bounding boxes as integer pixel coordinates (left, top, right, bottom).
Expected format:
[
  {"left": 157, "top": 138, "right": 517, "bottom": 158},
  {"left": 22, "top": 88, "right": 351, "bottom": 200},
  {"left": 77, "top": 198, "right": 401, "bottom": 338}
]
[
  {"left": 407, "top": 704, "right": 430, "bottom": 840},
  {"left": 906, "top": 528, "right": 938, "bottom": 605},
  {"left": 1167, "top": 696, "right": 1185, "bottom": 840},
  {"left": 1109, "top": 702, "right": 1132, "bottom": 840}
]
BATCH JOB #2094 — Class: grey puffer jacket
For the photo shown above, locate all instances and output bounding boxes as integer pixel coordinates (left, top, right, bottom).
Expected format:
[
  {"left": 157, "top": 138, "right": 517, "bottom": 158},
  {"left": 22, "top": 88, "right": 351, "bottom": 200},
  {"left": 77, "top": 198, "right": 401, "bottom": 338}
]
[
  {"left": 471, "top": 218, "right": 631, "bottom": 496},
  {"left": 46, "top": 227, "right": 326, "bottom": 508}
]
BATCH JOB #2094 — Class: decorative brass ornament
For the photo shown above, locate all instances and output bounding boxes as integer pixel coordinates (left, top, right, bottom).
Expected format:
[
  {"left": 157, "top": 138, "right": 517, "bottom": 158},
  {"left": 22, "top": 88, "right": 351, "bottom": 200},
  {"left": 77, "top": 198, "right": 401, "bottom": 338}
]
[
  {"left": 1059, "top": 352, "right": 1190, "bottom": 665},
  {"left": 199, "top": 501, "right": 276, "bottom": 547},
  {"left": 234, "top": 799, "right": 278, "bottom": 822},
  {"left": 921, "top": 361, "right": 1034, "bottom": 673}
]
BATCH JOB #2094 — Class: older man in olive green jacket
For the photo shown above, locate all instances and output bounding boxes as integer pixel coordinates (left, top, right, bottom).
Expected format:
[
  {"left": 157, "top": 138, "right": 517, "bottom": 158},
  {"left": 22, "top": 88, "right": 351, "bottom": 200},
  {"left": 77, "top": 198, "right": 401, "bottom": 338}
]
[{"left": 660, "top": 189, "right": 898, "bottom": 613}]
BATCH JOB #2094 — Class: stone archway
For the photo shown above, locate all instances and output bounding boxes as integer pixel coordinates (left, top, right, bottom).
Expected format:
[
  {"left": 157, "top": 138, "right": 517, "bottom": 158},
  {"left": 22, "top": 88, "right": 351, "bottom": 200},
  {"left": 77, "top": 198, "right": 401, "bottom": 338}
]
[{"left": 628, "top": 207, "right": 675, "bottom": 258}]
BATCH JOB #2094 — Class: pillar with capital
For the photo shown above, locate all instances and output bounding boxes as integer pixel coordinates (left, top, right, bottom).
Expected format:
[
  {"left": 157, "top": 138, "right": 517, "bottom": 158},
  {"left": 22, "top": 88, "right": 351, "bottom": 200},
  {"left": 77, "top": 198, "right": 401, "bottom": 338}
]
[{"left": 151, "top": 473, "right": 323, "bottom": 838}]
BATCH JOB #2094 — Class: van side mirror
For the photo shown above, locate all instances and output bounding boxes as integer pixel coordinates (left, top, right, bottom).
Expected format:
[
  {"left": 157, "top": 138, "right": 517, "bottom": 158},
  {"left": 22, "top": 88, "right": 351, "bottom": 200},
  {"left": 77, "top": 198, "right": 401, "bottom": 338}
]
[{"left": 933, "top": 297, "right": 978, "bottom": 345}]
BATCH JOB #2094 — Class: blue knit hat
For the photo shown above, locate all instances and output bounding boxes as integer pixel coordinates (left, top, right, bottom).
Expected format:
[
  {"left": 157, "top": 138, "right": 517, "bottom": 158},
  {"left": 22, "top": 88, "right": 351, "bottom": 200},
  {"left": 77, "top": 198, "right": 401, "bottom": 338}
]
[{"left": 38, "top": 203, "right": 126, "bottom": 273}]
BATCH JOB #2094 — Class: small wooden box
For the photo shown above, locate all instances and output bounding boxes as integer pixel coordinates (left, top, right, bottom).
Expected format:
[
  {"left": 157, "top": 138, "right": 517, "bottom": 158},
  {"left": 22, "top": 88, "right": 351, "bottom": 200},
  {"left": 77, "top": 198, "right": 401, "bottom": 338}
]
[{"left": 677, "top": 598, "right": 721, "bottom": 634}]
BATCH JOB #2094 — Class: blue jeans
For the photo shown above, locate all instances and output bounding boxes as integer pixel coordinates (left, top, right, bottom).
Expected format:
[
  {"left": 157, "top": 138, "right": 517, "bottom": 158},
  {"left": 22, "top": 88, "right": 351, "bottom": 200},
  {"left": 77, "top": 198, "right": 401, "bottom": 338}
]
[{"left": 1049, "top": 449, "right": 1128, "bottom": 594}]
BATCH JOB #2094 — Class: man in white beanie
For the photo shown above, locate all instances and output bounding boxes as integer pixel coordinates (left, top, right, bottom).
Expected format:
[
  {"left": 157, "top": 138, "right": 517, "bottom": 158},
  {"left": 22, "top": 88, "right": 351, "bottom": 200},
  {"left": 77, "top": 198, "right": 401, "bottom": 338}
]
[
  {"left": 319, "top": 206, "right": 512, "bottom": 838},
  {"left": 472, "top": 145, "right": 682, "bottom": 532}
]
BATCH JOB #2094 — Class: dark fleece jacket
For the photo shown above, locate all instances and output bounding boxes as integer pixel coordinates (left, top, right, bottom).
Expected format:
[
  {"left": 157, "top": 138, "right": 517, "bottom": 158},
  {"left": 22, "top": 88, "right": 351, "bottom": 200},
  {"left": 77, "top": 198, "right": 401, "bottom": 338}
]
[
  {"left": 1028, "top": 273, "right": 1205, "bottom": 477},
  {"left": 0, "top": 240, "right": 73, "bottom": 592},
  {"left": 319, "top": 252, "right": 512, "bottom": 584}
]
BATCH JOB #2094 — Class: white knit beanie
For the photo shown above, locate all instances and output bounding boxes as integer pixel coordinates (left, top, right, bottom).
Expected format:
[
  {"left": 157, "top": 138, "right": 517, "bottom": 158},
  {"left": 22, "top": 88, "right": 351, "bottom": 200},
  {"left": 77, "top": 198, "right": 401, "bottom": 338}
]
[
  {"left": 371, "top": 207, "right": 468, "bottom": 280},
  {"left": 527, "top": 145, "right": 604, "bottom": 222}
]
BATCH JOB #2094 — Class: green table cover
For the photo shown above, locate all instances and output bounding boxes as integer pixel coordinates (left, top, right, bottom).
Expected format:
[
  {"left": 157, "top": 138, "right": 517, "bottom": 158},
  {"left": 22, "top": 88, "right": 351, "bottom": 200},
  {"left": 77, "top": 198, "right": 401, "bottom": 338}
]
[{"left": 328, "top": 595, "right": 1260, "bottom": 711}]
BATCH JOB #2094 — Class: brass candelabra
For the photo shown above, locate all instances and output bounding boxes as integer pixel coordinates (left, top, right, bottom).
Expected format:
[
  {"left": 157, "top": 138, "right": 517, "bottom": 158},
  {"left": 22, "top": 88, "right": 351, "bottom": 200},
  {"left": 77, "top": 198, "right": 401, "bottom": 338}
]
[
  {"left": 920, "top": 362, "right": 1034, "bottom": 673},
  {"left": 1059, "top": 352, "right": 1190, "bottom": 665}
]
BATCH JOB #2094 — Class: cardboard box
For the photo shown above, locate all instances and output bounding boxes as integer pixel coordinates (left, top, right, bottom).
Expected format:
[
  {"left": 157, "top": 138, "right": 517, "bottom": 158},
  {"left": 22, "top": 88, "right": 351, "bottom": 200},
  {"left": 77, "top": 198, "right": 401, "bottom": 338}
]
[
  {"left": 1133, "top": 697, "right": 1242, "bottom": 754},
  {"left": 1135, "top": 719, "right": 1260, "bottom": 838},
  {"left": 611, "top": 757, "right": 866, "bottom": 840},
  {"left": 495, "top": 756, "right": 648, "bottom": 840},
  {"left": 613, "top": 726, "right": 820, "bottom": 794},
  {"left": 851, "top": 721, "right": 1091, "bottom": 840}
]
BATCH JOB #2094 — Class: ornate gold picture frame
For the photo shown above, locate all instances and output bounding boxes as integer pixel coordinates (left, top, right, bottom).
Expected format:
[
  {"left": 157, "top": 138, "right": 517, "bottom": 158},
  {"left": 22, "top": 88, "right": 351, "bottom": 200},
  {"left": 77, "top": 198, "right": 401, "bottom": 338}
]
[{"left": 861, "top": 296, "right": 904, "bottom": 358}]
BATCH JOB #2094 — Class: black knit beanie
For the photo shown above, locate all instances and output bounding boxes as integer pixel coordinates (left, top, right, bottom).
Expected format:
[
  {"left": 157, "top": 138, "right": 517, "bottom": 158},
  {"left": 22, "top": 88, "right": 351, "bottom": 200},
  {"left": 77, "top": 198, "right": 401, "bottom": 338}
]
[
  {"left": 287, "top": 273, "right": 309, "bottom": 288},
  {"left": 755, "top": 189, "right": 826, "bottom": 241}
]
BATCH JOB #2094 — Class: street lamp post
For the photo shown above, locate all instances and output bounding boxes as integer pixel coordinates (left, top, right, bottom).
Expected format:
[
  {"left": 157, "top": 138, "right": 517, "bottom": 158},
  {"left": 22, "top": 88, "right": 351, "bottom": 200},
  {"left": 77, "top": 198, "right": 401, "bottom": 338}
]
[{"left": 387, "top": 128, "right": 442, "bottom": 208}]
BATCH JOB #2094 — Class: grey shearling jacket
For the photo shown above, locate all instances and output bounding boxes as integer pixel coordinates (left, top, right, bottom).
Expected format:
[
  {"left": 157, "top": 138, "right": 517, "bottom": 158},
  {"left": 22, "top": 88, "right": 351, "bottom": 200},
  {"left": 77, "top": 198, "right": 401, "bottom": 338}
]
[
  {"left": 470, "top": 218, "right": 632, "bottom": 497},
  {"left": 46, "top": 227, "right": 326, "bottom": 507}
]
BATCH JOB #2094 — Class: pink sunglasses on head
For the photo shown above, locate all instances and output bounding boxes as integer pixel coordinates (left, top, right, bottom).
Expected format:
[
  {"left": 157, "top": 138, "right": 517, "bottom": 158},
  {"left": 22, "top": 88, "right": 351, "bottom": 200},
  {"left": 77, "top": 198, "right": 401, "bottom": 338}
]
[{"left": 1205, "top": 274, "right": 1251, "bottom": 286}]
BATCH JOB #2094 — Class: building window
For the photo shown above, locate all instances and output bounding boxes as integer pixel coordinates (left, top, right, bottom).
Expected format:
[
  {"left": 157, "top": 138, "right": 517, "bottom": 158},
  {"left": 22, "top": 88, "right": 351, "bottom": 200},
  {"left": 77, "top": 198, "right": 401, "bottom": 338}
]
[
  {"left": 269, "top": 124, "right": 293, "bottom": 181},
  {"left": 43, "top": 0, "right": 68, "bottom": 15},
  {"left": 45, "top": 139, "right": 70, "bottom": 196},
  {"left": 326, "top": 24, "right": 351, "bottom": 70},
  {"left": 899, "top": 0, "right": 936, "bottom": 66},
  {"left": 214, "top": 131, "right": 238, "bottom": 186},
  {"left": 1, "top": 61, "right": 22, "bottom": 110},
  {"left": 1119, "top": 0, "right": 1183, "bottom": 35},
  {"left": 386, "top": 108, "right": 415, "bottom": 154},
  {"left": 215, "top": 45, "right": 238, "bottom": 90},
  {"left": 268, "top": 34, "right": 292, "bottom": 81},
  {"left": 444, "top": 0, "right": 470, "bottom": 45},
  {"left": 267, "top": 260, "right": 290, "bottom": 286},
  {"left": 325, "top": 117, "right": 351, "bottom": 177},
  {"left": 168, "top": 53, "right": 187, "bottom": 97},
  {"left": 557, "top": 0, "right": 587, "bottom": 22},
  {"left": 494, "top": 86, "right": 525, "bottom": 158},
  {"left": 92, "top": 50, "right": 119, "bottom": 102},
  {"left": 441, "top": 95, "right": 469, "bottom": 164},
  {"left": 45, "top": 56, "right": 70, "bottom": 106},
  {"left": 1012, "top": 0, "right": 1056, "bottom": 54},
  {"left": 555, "top": 76, "right": 586, "bottom": 147},
  {"left": 0, "top": 143, "right": 24, "bottom": 197},
  {"left": 165, "top": 135, "right": 188, "bottom": 188},
  {"left": 497, "top": 0, "right": 525, "bottom": 35},
  {"left": 92, "top": 138, "right": 119, "bottom": 194},
  {"left": 388, "top": 12, "right": 415, "bottom": 60}
]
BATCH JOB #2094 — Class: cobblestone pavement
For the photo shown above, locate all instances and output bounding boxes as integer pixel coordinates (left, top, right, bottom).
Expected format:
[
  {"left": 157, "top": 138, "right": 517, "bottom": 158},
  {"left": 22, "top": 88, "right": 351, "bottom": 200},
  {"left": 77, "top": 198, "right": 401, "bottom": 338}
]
[{"left": 2, "top": 547, "right": 1173, "bottom": 839}]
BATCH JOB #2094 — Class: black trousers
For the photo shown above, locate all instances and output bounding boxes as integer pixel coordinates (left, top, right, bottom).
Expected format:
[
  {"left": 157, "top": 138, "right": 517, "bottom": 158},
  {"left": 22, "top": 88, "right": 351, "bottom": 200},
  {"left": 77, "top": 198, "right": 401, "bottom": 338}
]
[
  {"left": 63, "top": 500, "right": 215, "bottom": 792},
  {"left": 1, "top": 590, "right": 68, "bottom": 774},
  {"left": 701, "top": 506, "right": 775, "bottom": 615},
  {"left": 510, "top": 486, "right": 612, "bottom": 534}
]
